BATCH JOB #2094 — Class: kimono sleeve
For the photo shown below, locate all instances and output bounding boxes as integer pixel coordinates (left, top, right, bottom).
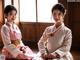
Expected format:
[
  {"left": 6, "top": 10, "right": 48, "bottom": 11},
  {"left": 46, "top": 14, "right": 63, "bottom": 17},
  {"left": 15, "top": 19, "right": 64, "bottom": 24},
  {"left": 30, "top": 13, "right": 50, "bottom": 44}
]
[
  {"left": 1, "top": 25, "right": 11, "bottom": 45},
  {"left": 38, "top": 27, "right": 49, "bottom": 54},
  {"left": 1, "top": 25, "right": 21, "bottom": 58}
]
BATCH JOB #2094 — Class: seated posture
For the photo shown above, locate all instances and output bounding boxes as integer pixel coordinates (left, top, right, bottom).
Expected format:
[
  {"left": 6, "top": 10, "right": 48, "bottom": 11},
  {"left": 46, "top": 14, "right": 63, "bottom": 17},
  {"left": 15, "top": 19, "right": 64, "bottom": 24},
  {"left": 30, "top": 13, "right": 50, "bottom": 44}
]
[
  {"left": 38, "top": 3, "right": 73, "bottom": 60},
  {"left": 1, "top": 5, "right": 34, "bottom": 60}
]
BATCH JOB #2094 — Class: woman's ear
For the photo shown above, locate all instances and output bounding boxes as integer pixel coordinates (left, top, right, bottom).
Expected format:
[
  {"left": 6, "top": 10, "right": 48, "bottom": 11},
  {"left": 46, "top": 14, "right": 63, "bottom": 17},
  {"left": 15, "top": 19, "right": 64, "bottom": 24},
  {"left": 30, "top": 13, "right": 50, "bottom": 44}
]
[
  {"left": 63, "top": 9, "right": 67, "bottom": 18},
  {"left": 64, "top": 9, "right": 67, "bottom": 16}
]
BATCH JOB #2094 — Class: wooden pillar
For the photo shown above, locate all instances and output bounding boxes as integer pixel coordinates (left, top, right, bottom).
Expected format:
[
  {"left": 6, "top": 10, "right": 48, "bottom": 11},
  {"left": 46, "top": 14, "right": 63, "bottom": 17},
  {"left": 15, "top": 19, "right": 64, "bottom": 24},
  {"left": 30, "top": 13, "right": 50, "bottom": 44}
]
[{"left": 0, "top": 0, "right": 4, "bottom": 48}]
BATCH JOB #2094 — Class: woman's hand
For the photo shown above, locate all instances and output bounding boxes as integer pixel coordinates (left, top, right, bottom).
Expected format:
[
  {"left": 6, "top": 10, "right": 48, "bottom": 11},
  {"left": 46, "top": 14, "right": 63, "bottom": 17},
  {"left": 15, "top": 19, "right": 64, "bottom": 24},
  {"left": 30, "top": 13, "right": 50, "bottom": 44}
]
[
  {"left": 47, "top": 53, "right": 61, "bottom": 59},
  {"left": 17, "top": 53, "right": 32, "bottom": 60},
  {"left": 41, "top": 53, "right": 56, "bottom": 59},
  {"left": 47, "top": 53, "right": 56, "bottom": 59},
  {"left": 41, "top": 53, "right": 60, "bottom": 59},
  {"left": 55, "top": 21, "right": 62, "bottom": 28},
  {"left": 41, "top": 53, "right": 47, "bottom": 59},
  {"left": 55, "top": 52, "right": 61, "bottom": 58}
]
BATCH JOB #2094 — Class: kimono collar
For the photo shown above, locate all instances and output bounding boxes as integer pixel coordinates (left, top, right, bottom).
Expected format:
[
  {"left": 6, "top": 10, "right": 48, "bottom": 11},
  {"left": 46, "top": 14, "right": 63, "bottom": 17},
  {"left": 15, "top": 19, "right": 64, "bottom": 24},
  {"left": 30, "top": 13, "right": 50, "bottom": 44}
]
[
  {"left": 54, "top": 22, "right": 64, "bottom": 28},
  {"left": 6, "top": 22, "right": 14, "bottom": 27},
  {"left": 61, "top": 22, "right": 65, "bottom": 27}
]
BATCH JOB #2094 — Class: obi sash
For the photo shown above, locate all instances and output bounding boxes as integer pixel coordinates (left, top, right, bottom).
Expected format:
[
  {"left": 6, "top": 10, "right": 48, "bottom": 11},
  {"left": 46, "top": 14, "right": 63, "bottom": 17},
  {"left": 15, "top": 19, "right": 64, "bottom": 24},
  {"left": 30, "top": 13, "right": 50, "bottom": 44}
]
[{"left": 11, "top": 40, "right": 21, "bottom": 46}]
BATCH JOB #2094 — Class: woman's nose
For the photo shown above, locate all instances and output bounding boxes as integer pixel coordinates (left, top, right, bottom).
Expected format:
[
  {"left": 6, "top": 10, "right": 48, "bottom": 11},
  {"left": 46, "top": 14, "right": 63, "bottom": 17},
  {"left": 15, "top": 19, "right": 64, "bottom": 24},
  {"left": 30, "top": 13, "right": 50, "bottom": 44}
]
[
  {"left": 55, "top": 15, "right": 59, "bottom": 19},
  {"left": 12, "top": 15, "right": 16, "bottom": 20},
  {"left": 55, "top": 15, "right": 59, "bottom": 18}
]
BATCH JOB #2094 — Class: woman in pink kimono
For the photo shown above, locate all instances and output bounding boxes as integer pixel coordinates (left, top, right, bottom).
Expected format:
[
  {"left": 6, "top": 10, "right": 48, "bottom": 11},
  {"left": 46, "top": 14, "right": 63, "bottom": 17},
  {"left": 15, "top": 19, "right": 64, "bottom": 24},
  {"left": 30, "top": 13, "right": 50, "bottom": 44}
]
[
  {"left": 1, "top": 5, "right": 34, "bottom": 60},
  {"left": 38, "top": 3, "right": 73, "bottom": 60}
]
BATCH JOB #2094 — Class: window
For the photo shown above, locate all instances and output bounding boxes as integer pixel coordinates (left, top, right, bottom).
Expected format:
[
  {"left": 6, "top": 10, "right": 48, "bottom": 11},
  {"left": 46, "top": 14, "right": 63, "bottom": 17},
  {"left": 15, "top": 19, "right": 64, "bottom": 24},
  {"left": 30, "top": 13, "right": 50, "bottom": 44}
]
[
  {"left": 37, "top": 0, "right": 58, "bottom": 23},
  {"left": 20, "top": 0, "right": 36, "bottom": 22},
  {"left": 15, "top": 0, "right": 58, "bottom": 22},
  {"left": 13, "top": 0, "right": 19, "bottom": 24},
  {"left": 4, "top": 0, "right": 12, "bottom": 7},
  {"left": 4, "top": 0, "right": 58, "bottom": 23}
]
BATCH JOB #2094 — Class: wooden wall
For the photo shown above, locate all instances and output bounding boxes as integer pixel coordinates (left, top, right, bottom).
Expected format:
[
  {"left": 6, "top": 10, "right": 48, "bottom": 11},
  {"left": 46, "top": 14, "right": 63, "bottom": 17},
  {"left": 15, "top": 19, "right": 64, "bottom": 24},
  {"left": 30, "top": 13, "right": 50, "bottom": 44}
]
[
  {"left": 58, "top": 0, "right": 68, "bottom": 26},
  {"left": 68, "top": 3, "right": 80, "bottom": 50},
  {"left": 20, "top": 22, "right": 53, "bottom": 41},
  {"left": 20, "top": 22, "right": 53, "bottom": 47},
  {"left": 59, "top": 0, "right": 80, "bottom": 50}
]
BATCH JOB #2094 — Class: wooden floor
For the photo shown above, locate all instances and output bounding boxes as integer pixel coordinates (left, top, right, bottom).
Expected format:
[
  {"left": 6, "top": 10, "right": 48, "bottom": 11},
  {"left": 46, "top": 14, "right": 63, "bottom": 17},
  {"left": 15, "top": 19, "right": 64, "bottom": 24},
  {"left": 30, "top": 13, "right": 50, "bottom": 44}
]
[
  {"left": 30, "top": 49, "right": 80, "bottom": 60},
  {"left": 0, "top": 48, "right": 80, "bottom": 60},
  {"left": 71, "top": 50, "right": 80, "bottom": 60},
  {"left": 32, "top": 48, "right": 80, "bottom": 60},
  {"left": 0, "top": 49, "right": 80, "bottom": 60}
]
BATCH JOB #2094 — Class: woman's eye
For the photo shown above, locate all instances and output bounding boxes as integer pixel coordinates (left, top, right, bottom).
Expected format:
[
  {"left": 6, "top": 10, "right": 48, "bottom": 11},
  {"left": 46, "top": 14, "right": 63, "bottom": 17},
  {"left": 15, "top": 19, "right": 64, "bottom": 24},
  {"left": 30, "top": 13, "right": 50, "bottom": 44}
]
[
  {"left": 53, "top": 13, "right": 56, "bottom": 16},
  {"left": 58, "top": 13, "right": 61, "bottom": 15},
  {"left": 15, "top": 13, "right": 16, "bottom": 15},
  {"left": 9, "top": 13, "right": 12, "bottom": 15}
]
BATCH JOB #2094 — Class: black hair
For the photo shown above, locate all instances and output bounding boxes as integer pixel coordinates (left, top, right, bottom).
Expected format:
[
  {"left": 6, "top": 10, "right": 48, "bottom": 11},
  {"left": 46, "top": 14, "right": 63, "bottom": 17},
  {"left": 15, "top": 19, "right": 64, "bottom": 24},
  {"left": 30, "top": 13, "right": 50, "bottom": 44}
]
[
  {"left": 4, "top": 5, "right": 17, "bottom": 15},
  {"left": 51, "top": 3, "right": 66, "bottom": 14}
]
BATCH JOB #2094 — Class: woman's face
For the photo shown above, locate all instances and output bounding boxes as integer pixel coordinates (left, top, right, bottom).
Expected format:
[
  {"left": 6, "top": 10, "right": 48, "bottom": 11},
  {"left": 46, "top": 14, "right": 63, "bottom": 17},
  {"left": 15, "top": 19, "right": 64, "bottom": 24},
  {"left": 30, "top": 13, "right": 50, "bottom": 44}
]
[
  {"left": 52, "top": 10, "right": 64, "bottom": 23},
  {"left": 6, "top": 10, "right": 17, "bottom": 22}
]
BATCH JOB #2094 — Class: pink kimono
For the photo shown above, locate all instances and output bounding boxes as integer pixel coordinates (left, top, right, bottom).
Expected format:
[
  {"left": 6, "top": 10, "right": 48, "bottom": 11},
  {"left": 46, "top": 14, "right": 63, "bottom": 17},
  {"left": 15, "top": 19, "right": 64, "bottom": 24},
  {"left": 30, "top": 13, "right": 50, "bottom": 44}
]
[{"left": 1, "top": 22, "right": 33, "bottom": 60}]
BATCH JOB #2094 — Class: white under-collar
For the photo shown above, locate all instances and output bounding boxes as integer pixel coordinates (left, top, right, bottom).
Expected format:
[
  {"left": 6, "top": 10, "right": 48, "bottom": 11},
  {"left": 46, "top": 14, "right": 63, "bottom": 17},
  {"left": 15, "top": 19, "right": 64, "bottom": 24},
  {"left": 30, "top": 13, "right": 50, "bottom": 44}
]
[
  {"left": 54, "top": 22, "right": 64, "bottom": 28},
  {"left": 6, "top": 21, "right": 14, "bottom": 27}
]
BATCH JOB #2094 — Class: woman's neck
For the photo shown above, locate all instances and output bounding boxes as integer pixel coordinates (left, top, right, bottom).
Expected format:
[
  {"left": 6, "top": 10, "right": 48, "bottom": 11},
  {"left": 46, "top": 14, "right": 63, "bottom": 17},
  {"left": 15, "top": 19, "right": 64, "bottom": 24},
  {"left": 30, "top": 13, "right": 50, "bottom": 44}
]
[
  {"left": 7, "top": 21, "right": 14, "bottom": 24},
  {"left": 6, "top": 21, "right": 14, "bottom": 27},
  {"left": 55, "top": 22, "right": 63, "bottom": 28}
]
